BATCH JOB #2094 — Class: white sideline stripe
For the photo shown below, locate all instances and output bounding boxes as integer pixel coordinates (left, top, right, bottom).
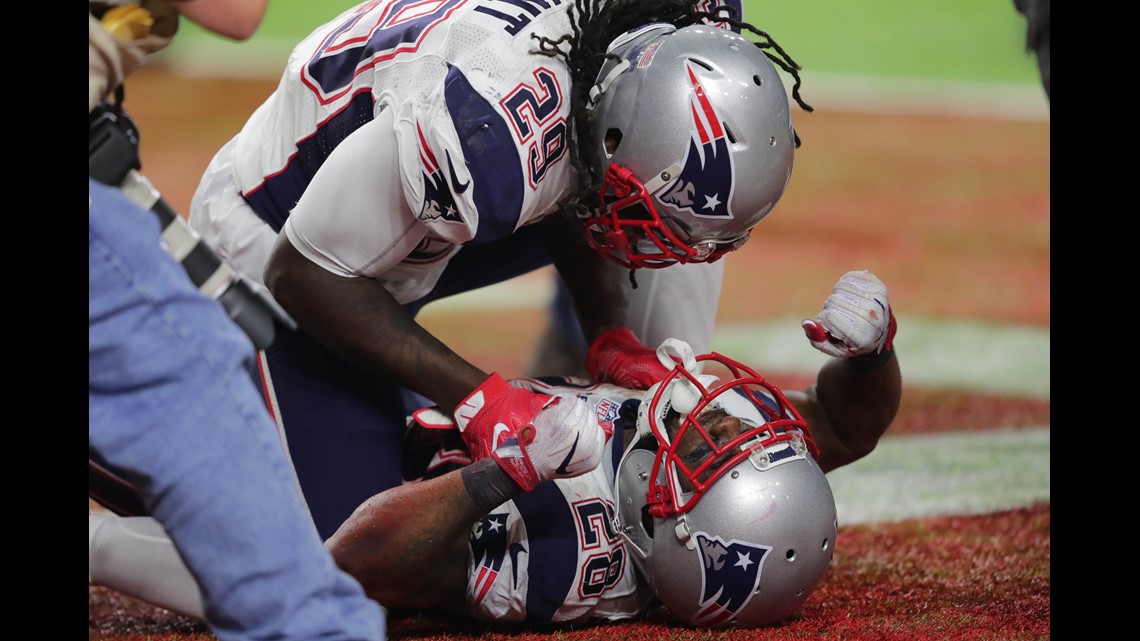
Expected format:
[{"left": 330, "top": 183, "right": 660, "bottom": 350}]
[
  {"left": 792, "top": 72, "right": 1049, "bottom": 122},
  {"left": 159, "top": 44, "right": 1049, "bottom": 121},
  {"left": 828, "top": 427, "right": 1050, "bottom": 525},
  {"left": 713, "top": 319, "right": 1050, "bottom": 399},
  {"left": 417, "top": 273, "right": 1050, "bottom": 400}
]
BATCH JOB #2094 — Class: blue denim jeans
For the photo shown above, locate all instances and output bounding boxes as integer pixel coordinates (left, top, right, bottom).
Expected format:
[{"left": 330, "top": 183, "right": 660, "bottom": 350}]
[{"left": 88, "top": 179, "right": 385, "bottom": 641}]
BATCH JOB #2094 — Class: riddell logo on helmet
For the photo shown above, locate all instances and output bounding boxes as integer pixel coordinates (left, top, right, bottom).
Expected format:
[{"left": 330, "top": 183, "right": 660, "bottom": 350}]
[
  {"left": 746, "top": 440, "right": 799, "bottom": 471},
  {"left": 656, "top": 63, "right": 735, "bottom": 222}
]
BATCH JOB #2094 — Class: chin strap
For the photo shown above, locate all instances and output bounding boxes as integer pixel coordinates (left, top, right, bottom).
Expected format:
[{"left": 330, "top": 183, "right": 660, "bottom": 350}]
[
  {"left": 674, "top": 517, "right": 695, "bottom": 550},
  {"left": 588, "top": 59, "right": 630, "bottom": 109}
]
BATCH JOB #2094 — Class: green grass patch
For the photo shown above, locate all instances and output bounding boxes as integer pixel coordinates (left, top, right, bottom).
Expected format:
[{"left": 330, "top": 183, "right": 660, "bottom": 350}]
[{"left": 167, "top": 0, "right": 1040, "bottom": 83}]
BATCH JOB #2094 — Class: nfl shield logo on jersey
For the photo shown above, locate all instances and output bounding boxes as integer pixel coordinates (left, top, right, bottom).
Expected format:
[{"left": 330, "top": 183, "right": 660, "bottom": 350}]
[{"left": 593, "top": 397, "right": 620, "bottom": 437}]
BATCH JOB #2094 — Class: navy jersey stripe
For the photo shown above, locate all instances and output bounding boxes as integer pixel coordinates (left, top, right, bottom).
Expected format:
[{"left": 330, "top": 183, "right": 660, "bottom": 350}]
[
  {"left": 402, "top": 221, "right": 551, "bottom": 317},
  {"left": 511, "top": 481, "right": 580, "bottom": 622},
  {"left": 244, "top": 92, "right": 377, "bottom": 232},
  {"left": 442, "top": 65, "right": 525, "bottom": 245}
]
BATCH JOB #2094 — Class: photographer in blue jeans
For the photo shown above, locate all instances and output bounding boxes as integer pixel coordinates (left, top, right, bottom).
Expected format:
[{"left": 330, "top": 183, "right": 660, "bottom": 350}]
[{"left": 88, "top": 2, "right": 386, "bottom": 640}]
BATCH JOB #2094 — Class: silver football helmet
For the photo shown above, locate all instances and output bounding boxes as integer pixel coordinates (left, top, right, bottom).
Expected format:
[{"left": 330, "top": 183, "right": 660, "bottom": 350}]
[
  {"left": 614, "top": 339, "right": 837, "bottom": 628},
  {"left": 583, "top": 23, "right": 796, "bottom": 269}
]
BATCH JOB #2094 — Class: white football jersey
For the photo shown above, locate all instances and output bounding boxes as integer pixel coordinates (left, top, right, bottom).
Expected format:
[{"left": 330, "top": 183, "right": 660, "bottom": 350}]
[
  {"left": 408, "top": 376, "right": 654, "bottom": 625},
  {"left": 196, "top": 0, "right": 580, "bottom": 302},
  {"left": 468, "top": 378, "right": 651, "bottom": 625},
  {"left": 193, "top": 0, "right": 743, "bottom": 303}
]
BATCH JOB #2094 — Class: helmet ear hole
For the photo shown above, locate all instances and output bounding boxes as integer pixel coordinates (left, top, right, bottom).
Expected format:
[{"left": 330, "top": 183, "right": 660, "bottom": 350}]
[
  {"left": 687, "top": 58, "right": 713, "bottom": 72},
  {"left": 605, "top": 129, "right": 623, "bottom": 156},
  {"left": 723, "top": 122, "right": 737, "bottom": 144},
  {"left": 641, "top": 504, "right": 655, "bottom": 538}
]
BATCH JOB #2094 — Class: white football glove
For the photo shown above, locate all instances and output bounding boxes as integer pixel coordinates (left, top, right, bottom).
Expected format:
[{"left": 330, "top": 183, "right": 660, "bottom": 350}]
[
  {"left": 494, "top": 393, "right": 611, "bottom": 491},
  {"left": 412, "top": 387, "right": 611, "bottom": 492},
  {"left": 802, "top": 270, "right": 897, "bottom": 358}
]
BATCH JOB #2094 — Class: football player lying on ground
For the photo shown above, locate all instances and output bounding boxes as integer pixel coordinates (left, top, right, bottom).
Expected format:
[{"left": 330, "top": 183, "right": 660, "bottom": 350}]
[{"left": 90, "top": 270, "right": 901, "bottom": 629}]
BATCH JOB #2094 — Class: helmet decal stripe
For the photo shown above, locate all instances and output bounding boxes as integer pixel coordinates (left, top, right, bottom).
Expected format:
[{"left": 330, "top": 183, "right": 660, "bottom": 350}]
[
  {"left": 690, "top": 101, "right": 711, "bottom": 146},
  {"left": 687, "top": 65, "right": 725, "bottom": 140},
  {"left": 657, "top": 64, "right": 735, "bottom": 221}
]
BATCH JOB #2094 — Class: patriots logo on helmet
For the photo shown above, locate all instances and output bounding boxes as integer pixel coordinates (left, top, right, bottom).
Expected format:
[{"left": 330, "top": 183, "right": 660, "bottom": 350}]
[
  {"left": 469, "top": 512, "right": 511, "bottom": 604},
  {"left": 690, "top": 532, "right": 771, "bottom": 626},
  {"left": 416, "top": 122, "right": 464, "bottom": 223},
  {"left": 657, "top": 62, "right": 735, "bottom": 221}
]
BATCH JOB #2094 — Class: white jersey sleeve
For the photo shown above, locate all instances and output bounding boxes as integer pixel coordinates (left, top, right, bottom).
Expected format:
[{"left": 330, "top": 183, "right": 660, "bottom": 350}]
[{"left": 284, "top": 108, "right": 427, "bottom": 280}]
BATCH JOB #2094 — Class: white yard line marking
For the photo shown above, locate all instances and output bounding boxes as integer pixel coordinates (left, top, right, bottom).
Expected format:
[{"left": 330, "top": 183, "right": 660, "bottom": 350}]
[
  {"left": 794, "top": 72, "right": 1049, "bottom": 121},
  {"left": 714, "top": 318, "right": 1050, "bottom": 399},
  {"left": 412, "top": 270, "right": 1050, "bottom": 399},
  {"left": 162, "top": 43, "right": 1051, "bottom": 122},
  {"left": 827, "top": 427, "right": 1050, "bottom": 525}
]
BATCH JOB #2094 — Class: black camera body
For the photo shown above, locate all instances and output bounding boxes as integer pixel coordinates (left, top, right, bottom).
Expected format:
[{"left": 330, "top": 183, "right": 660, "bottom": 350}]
[{"left": 89, "top": 101, "right": 295, "bottom": 350}]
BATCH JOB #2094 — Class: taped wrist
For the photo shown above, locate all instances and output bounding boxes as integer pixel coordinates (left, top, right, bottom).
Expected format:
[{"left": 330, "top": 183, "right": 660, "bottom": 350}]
[
  {"left": 851, "top": 346, "right": 895, "bottom": 373},
  {"left": 461, "top": 457, "right": 521, "bottom": 512}
]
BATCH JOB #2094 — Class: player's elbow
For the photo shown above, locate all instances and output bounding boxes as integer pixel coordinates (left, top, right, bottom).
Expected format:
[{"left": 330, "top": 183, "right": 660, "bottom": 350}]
[
  {"left": 326, "top": 509, "right": 409, "bottom": 606},
  {"left": 842, "top": 431, "right": 883, "bottom": 463},
  {"left": 815, "top": 414, "right": 894, "bottom": 473},
  {"left": 329, "top": 536, "right": 453, "bottom": 611},
  {"left": 263, "top": 234, "right": 306, "bottom": 307},
  {"left": 837, "top": 406, "right": 897, "bottom": 463},
  {"left": 176, "top": 0, "right": 268, "bottom": 41}
]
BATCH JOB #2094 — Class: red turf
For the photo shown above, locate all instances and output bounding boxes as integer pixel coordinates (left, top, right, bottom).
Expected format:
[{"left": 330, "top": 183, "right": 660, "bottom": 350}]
[{"left": 89, "top": 503, "right": 1050, "bottom": 641}]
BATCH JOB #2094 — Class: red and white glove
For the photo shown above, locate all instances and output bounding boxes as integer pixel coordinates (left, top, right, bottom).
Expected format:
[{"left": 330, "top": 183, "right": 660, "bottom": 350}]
[
  {"left": 453, "top": 373, "right": 608, "bottom": 491},
  {"left": 802, "top": 270, "right": 896, "bottom": 358},
  {"left": 585, "top": 326, "right": 674, "bottom": 389}
]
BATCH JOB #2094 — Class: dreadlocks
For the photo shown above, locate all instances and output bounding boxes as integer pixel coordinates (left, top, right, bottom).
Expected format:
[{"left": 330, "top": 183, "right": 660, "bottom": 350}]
[{"left": 531, "top": 0, "right": 812, "bottom": 217}]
